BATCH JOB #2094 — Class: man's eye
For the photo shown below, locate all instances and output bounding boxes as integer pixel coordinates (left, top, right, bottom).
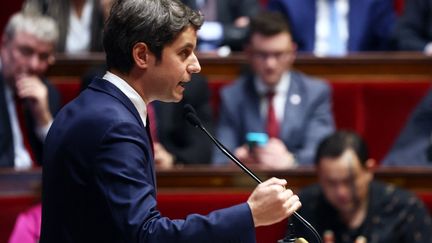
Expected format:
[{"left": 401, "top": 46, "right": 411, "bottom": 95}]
[
  {"left": 19, "top": 47, "right": 34, "bottom": 56},
  {"left": 180, "top": 50, "right": 191, "bottom": 58}
]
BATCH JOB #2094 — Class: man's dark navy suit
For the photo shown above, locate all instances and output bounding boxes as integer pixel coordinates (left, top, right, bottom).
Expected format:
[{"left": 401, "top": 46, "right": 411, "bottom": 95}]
[{"left": 40, "top": 78, "right": 255, "bottom": 243}]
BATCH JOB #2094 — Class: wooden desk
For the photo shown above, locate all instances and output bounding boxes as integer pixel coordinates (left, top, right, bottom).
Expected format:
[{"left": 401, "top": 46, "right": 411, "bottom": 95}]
[
  {"left": 47, "top": 52, "right": 432, "bottom": 83},
  {"left": 2, "top": 166, "right": 432, "bottom": 196}
]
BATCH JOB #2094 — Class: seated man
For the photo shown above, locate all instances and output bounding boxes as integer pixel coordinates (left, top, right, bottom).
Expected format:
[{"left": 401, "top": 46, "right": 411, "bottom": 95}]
[
  {"left": 213, "top": 11, "right": 335, "bottom": 168},
  {"left": 382, "top": 88, "right": 432, "bottom": 166},
  {"left": 0, "top": 11, "right": 60, "bottom": 168},
  {"left": 181, "top": 0, "right": 260, "bottom": 52},
  {"left": 394, "top": 0, "right": 432, "bottom": 55},
  {"left": 290, "top": 131, "right": 432, "bottom": 242},
  {"left": 267, "top": 0, "right": 396, "bottom": 56}
]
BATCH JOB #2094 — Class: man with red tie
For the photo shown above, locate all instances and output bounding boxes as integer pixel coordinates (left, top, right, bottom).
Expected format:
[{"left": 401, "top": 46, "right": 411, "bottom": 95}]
[
  {"left": 0, "top": 12, "right": 60, "bottom": 168},
  {"left": 213, "top": 11, "right": 335, "bottom": 168}
]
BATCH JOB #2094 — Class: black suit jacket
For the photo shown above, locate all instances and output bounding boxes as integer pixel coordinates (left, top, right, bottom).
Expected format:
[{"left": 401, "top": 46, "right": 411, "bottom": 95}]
[
  {"left": 395, "top": 0, "right": 432, "bottom": 51},
  {"left": 0, "top": 72, "right": 60, "bottom": 166},
  {"left": 153, "top": 74, "right": 213, "bottom": 164}
]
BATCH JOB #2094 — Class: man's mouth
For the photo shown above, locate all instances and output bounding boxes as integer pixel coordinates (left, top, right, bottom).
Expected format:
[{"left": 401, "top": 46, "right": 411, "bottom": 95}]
[{"left": 179, "top": 81, "right": 188, "bottom": 87}]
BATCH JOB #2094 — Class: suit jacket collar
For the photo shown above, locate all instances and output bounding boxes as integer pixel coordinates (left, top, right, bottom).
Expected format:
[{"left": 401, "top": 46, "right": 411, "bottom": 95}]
[
  {"left": 0, "top": 72, "right": 14, "bottom": 166},
  {"left": 243, "top": 73, "right": 265, "bottom": 133},
  {"left": 280, "top": 72, "right": 304, "bottom": 143},
  {"left": 88, "top": 77, "right": 145, "bottom": 129}
]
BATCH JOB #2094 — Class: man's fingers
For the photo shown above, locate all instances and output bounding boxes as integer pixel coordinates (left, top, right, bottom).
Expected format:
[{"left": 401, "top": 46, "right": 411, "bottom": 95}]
[{"left": 260, "top": 177, "right": 287, "bottom": 187}]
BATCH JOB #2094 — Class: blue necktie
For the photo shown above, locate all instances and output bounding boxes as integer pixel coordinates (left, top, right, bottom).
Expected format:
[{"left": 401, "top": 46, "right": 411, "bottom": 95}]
[{"left": 327, "top": 0, "right": 345, "bottom": 56}]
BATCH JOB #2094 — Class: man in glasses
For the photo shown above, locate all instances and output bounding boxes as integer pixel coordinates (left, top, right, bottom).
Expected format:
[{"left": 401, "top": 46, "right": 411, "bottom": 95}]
[{"left": 213, "top": 11, "right": 335, "bottom": 168}]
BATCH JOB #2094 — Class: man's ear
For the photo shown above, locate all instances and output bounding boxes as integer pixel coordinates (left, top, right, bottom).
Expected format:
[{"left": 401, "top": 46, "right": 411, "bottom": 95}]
[{"left": 132, "top": 42, "right": 149, "bottom": 69}]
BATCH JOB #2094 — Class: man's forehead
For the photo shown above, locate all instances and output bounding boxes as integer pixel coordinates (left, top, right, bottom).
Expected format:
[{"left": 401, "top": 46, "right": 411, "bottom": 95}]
[{"left": 319, "top": 150, "right": 362, "bottom": 173}]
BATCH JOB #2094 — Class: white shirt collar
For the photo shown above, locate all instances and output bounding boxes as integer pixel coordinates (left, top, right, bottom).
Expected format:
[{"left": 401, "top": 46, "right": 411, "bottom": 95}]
[{"left": 102, "top": 71, "right": 147, "bottom": 126}]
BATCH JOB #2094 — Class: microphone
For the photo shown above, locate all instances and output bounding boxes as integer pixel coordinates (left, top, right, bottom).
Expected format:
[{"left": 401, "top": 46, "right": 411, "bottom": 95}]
[{"left": 183, "top": 104, "right": 321, "bottom": 243}]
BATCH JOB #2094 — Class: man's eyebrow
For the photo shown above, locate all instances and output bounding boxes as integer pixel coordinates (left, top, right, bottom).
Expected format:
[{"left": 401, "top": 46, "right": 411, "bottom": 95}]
[{"left": 178, "top": 42, "right": 195, "bottom": 50}]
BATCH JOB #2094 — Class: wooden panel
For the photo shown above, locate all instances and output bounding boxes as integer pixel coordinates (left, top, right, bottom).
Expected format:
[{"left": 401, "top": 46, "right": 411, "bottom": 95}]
[
  {"left": 47, "top": 52, "right": 432, "bottom": 84},
  {"left": 2, "top": 166, "right": 432, "bottom": 196}
]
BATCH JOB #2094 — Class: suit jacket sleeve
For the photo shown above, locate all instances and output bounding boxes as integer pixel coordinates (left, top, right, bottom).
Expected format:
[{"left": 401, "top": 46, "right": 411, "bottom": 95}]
[
  {"left": 212, "top": 86, "right": 244, "bottom": 164},
  {"left": 382, "top": 88, "right": 432, "bottom": 166},
  {"left": 93, "top": 121, "right": 255, "bottom": 242},
  {"left": 29, "top": 79, "right": 61, "bottom": 165}
]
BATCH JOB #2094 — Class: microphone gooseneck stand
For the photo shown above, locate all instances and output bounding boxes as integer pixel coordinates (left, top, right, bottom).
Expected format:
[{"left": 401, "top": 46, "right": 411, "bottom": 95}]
[{"left": 183, "top": 104, "right": 322, "bottom": 243}]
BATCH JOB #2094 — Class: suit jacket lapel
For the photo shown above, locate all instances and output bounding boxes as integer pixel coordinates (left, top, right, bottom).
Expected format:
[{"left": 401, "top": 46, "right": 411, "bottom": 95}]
[
  {"left": 280, "top": 72, "right": 303, "bottom": 144},
  {"left": 0, "top": 74, "right": 14, "bottom": 167},
  {"left": 244, "top": 75, "right": 265, "bottom": 135},
  {"left": 89, "top": 78, "right": 145, "bottom": 129},
  {"left": 88, "top": 78, "right": 157, "bottom": 185}
]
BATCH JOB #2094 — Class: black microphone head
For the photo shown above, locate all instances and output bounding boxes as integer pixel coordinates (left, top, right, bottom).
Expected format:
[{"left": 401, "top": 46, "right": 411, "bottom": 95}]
[
  {"left": 185, "top": 112, "right": 202, "bottom": 128},
  {"left": 183, "top": 104, "right": 197, "bottom": 115}
]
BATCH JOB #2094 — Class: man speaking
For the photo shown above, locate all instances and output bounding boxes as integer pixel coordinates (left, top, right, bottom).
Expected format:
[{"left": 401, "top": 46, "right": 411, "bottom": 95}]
[{"left": 40, "top": 0, "right": 301, "bottom": 242}]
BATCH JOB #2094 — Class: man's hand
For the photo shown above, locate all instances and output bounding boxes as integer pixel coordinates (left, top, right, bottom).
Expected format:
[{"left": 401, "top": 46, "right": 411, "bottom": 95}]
[
  {"left": 154, "top": 143, "right": 174, "bottom": 169},
  {"left": 235, "top": 138, "right": 297, "bottom": 169},
  {"left": 253, "top": 138, "right": 296, "bottom": 169},
  {"left": 247, "top": 177, "right": 301, "bottom": 227},
  {"left": 15, "top": 75, "right": 52, "bottom": 127}
]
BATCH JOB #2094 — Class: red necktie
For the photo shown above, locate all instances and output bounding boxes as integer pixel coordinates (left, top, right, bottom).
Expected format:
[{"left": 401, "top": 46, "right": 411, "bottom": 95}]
[
  {"left": 146, "top": 103, "right": 158, "bottom": 143},
  {"left": 14, "top": 97, "right": 36, "bottom": 164},
  {"left": 266, "top": 91, "right": 279, "bottom": 138}
]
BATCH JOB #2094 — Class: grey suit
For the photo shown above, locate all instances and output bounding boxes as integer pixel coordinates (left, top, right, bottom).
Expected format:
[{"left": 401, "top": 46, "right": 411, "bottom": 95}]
[
  {"left": 213, "top": 71, "right": 335, "bottom": 165},
  {"left": 382, "top": 88, "right": 432, "bottom": 166}
]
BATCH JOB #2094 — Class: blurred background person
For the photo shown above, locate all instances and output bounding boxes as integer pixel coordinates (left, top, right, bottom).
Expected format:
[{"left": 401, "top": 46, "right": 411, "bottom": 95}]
[
  {"left": 394, "top": 0, "right": 432, "bottom": 55},
  {"left": 8, "top": 183, "right": 42, "bottom": 243},
  {"left": 8, "top": 203, "right": 41, "bottom": 243},
  {"left": 291, "top": 130, "right": 432, "bottom": 242},
  {"left": 213, "top": 11, "right": 334, "bottom": 168},
  {"left": 182, "top": 0, "right": 260, "bottom": 53},
  {"left": 0, "top": 11, "right": 60, "bottom": 168},
  {"left": 267, "top": 0, "right": 396, "bottom": 56},
  {"left": 23, "top": 0, "right": 105, "bottom": 53},
  {"left": 382, "top": 88, "right": 432, "bottom": 166}
]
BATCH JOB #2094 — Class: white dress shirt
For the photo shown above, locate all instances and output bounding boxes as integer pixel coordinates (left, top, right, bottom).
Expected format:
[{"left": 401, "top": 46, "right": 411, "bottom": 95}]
[
  {"left": 254, "top": 72, "right": 291, "bottom": 123},
  {"left": 66, "top": 0, "right": 93, "bottom": 54},
  {"left": 314, "top": 0, "right": 349, "bottom": 56}
]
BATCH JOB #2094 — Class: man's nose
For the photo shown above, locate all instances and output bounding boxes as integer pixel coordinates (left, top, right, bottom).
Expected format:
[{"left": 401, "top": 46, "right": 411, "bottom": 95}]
[
  {"left": 28, "top": 55, "right": 43, "bottom": 72},
  {"left": 187, "top": 53, "right": 201, "bottom": 73},
  {"left": 264, "top": 55, "right": 278, "bottom": 68}
]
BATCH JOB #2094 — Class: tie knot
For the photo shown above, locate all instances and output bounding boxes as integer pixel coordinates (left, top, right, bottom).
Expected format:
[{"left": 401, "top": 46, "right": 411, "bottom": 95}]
[{"left": 266, "top": 91, "right": 276, "bottom": 100}]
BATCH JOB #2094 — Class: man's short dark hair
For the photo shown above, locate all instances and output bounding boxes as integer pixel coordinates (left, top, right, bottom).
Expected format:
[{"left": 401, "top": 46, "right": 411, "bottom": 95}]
[
  {"left": 246, "top": 11, "right": 292, "bottom": 42},
  {"left": 315, "top": 131, "right": 369, "bottom": 167},
  {"left": 103, "top": 0, "right": 203, "bottom": 74}
]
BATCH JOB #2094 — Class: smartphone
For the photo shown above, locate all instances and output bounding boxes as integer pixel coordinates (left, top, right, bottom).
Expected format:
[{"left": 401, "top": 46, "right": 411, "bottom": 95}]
[{"left": 246, "top": 132, "right": 268, "bottom": 150}]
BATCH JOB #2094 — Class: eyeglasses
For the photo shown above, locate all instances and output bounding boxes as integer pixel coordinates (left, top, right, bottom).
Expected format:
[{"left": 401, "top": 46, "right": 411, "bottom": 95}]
[{"left": 251, "top": 50, "right": 293, "bottom": 61}]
